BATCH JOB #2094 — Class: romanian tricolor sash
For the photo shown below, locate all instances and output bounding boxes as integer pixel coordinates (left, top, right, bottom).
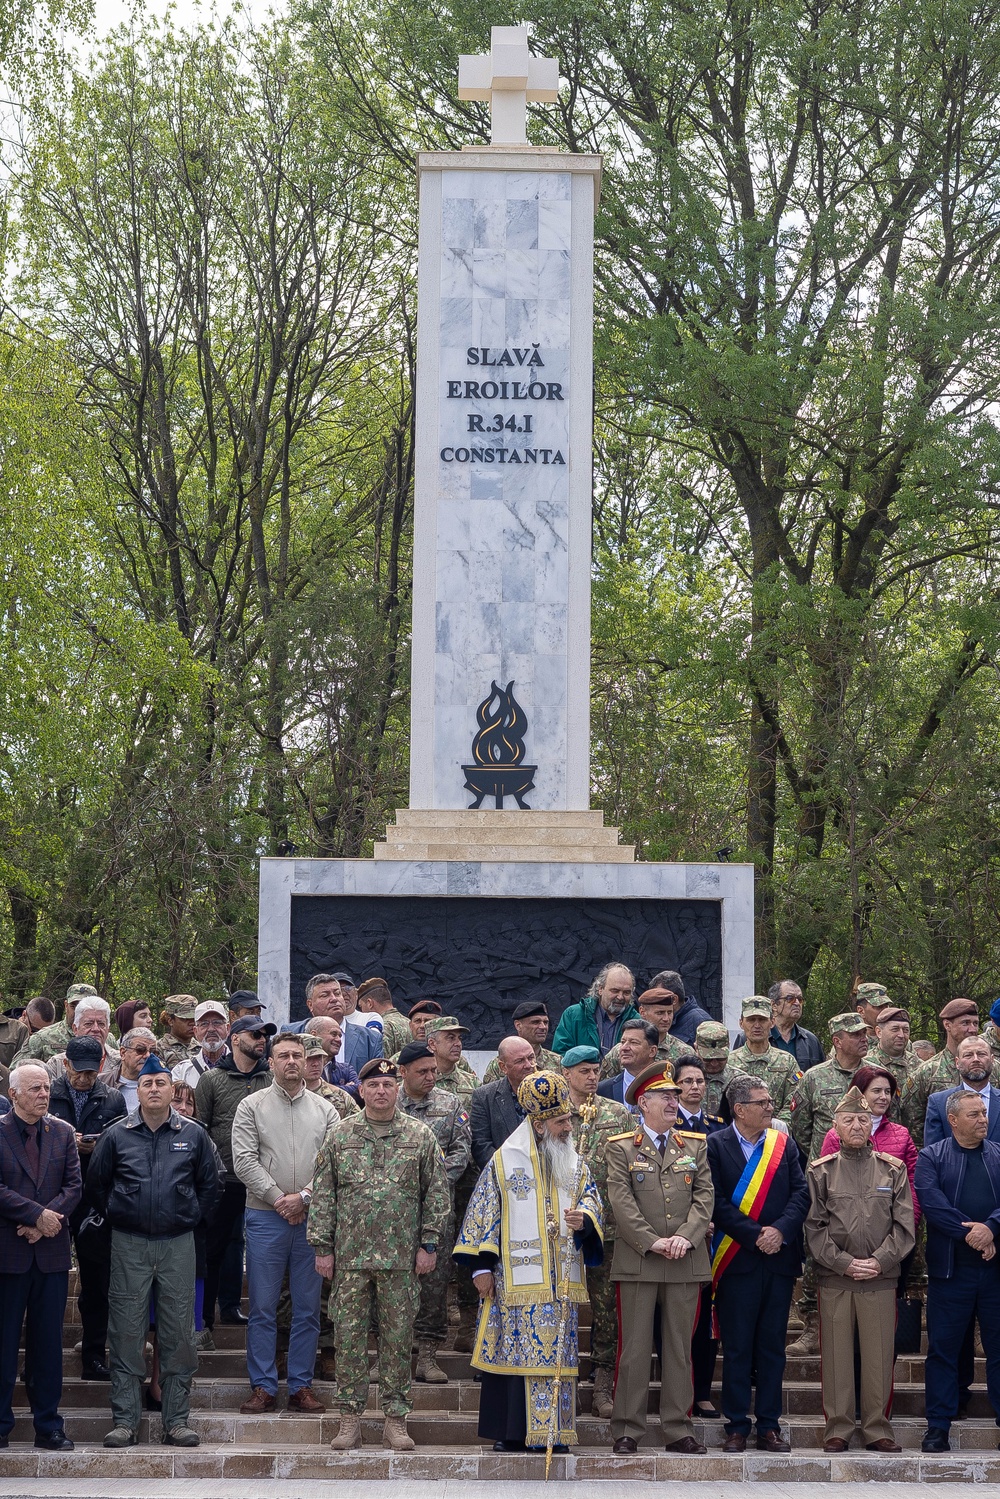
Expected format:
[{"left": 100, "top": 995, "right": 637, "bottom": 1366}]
[{"left": 710, "top": 1128, "right": 788, "bottom": 1293}]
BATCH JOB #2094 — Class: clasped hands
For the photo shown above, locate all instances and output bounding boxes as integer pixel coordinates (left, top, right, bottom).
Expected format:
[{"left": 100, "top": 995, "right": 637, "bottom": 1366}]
[
  {"left": 846, "top": 1256, "right": 882, "bottom": 1280},
  {"left": 650, "top": 1234, "right": 692, "bottom": 1261},
  {"left": 963, "top": 1221, "right": 997, "bottom": 1259},
  {"left": 18, "top": 1208, "right": 63, "bottom": 1244},
  {"left": 274, "top": 1192, "right": 307, "bottom": 1225}
]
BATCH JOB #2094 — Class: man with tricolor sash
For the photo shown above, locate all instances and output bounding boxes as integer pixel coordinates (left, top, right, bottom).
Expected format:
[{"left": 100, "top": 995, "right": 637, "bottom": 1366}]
[
  {"left": 706, "top": 1073, "right": 809, "bottom": 1453},
  {"left": 605, "top": 1063, "right": 714, "bottom": 1456}
]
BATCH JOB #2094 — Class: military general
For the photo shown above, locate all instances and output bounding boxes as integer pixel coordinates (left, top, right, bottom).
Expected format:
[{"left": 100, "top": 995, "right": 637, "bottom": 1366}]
[
  {"left": 606, "top": 1063, "right": 713, "bottom": 1455},
  {"left": 307, "top": 1057, "right": 450, "bottom": 1452}
]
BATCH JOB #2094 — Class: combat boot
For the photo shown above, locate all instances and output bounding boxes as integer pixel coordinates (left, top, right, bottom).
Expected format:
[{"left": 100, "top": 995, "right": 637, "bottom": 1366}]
[
  {"left": 316, "top": 1349, "right": 337, "bottom": 1381},
  {"left": 786, "top": 1315, "right": 819, "bottom": 1356},
  {"left": 591, "top": 1365, "right": 614, "bottom": 1419},
  {"left": 452, "top": 1305, "right": 478, "bottom": 1353},
  {"left": 330, "top": 1413, "right": 363, "bottom": 1450},
  {"left": 383, "top": 1415, "right": 416, "bottom": 1451},
  {"left": 415, "top": 1341, "right": 448, "bottom": 1383}
]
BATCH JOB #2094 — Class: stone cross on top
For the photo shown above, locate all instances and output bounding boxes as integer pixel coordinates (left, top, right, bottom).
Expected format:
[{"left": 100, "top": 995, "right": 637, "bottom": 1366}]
[{"left": 458, "top": 25, "right": 559, "bottom": 146}]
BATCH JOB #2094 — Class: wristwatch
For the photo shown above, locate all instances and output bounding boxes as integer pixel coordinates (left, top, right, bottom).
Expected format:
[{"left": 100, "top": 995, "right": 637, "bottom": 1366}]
[{"left": 420, "top": 1243, "right": 438, "bottom": 1252}]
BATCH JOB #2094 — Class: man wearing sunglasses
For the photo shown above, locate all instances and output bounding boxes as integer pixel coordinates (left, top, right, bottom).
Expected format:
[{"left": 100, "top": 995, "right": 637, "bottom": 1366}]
[{"left": 111, "top": 1030, "right": 159, "bottom": 1115}]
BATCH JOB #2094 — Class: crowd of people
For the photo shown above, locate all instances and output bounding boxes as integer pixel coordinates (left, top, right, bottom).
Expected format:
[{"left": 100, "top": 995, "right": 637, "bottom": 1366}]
[{"left": 0, "top": 965, "right": 998, "bottom": 1458}]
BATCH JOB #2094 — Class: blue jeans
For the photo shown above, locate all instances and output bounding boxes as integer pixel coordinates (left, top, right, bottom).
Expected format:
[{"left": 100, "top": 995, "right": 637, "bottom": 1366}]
[{"left": 245, "top": 1209, "right": 321, "bottom": 1394}]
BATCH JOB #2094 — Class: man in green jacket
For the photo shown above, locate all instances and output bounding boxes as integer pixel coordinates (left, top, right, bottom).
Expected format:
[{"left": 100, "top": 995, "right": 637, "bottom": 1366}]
[{"left": 553, "top": 963, "right": 638, "bottom": 1058}]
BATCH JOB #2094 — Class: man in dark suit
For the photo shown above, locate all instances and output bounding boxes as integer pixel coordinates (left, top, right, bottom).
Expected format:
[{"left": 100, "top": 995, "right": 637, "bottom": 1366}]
[
  {"left": 469, "top": 1038, "right": 537, "bottom": 1168},
  {"left": 596, "top": 1020, "right": 659, "bottom": 1108},
  {"left": 706, "top": 1071, "right": 810, "bottom": 1453},
  {"left": 283, "top": 975, "right": 383, "bottom": 1068},
  {"left": 0, "top": 1062, "right": 82, "bottom": 1450},
  {"left": 924, "top": 1036, "right": 1000, "bottom": 1146},
  {"left": 672, "top": 1054, "right": 726, "bottom": 1418},
  {"left": 915, "top": 1088, "right": 1000, "bottom": 1452}
]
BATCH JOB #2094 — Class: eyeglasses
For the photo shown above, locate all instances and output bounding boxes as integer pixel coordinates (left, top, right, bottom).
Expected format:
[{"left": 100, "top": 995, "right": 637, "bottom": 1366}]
[
  {"left": 748, "top": 1098, "right": 774, "bottom": 1108},
  {"left": 128, "top": 1045, "right": 153, "bottom": 1056}
]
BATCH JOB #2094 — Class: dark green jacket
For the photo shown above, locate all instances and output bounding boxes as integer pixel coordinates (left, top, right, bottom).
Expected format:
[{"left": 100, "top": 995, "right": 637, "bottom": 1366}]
[{"left": 553, "top": 994, "right": 640, "bottom": 1057}]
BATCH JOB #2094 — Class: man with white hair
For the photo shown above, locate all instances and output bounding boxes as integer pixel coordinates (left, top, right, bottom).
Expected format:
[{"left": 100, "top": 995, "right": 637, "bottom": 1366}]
[
  {"left": 45, "top": 998, "right": 119, "bottom": 1086},
  {"left": 12, "top": 984, "right": 111, "bottom": 1068},
  {"left": 0, "top": 1063, "right": 82, "bottom": 1450},
  {"left": 455, "top": 1070, "right": 603, "bottom": 1452}
]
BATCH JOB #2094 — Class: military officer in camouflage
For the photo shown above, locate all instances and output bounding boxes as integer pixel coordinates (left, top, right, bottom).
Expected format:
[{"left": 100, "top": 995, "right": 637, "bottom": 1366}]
[
  {"left": 984, "top": 997, "right": 1000, "bottom": 1066},
  {"left": 561, "top": 1044, "right": 632, "bottom": 1418},
  {"left": 482, "top": 1000, "right": 562, "bottom": 1084},
  {"left": 786, "top": 1011, "right": 870, "bottom": 1355},
  {"left": 864, "top": 1007, "right": 917, "bottom": 1120},
  {"left": 902, "top": 997, "right": 1000, "bottom": 1145},
  {"left": 397, "top": 1041, "right": 473, "bottom": 1385},
  {"left": 854, "top": 981, "right": 896, "bottom": 1044},
  {"left": 10, "top": 983, "right": 102, "bottom": 1067},
  {"left": 730, "top": 997, "right": 802, "bottom": 1123},
  {"left": 308, "top": 1056, "right": 450, "bottom": 1452},
  {"left": 424, "top": 1016, "right": 477, "bottom": 1104},
  {"left": 599, "top": 988, "right": 685, "bottom": 1082},
  {"left": 157, "top": 995, "right": 200, "bottom": 1069},
  {"left": 695, "top": 1021, "right": 737, "bottom": 1115},
  {"left": 357, "top": 979, "right": 411, "bottom": 1058}
]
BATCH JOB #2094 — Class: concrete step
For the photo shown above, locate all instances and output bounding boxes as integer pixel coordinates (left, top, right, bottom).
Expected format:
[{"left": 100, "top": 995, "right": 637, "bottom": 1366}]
[
  {"left": 373, "top": 841, "right": 637, "bottom": 863},
  {"left": 393, "top": 810, "right": 611, "bottom": 828},
  {"left": 1, "top": 1441, "right": 1000, "bottom": 1482}
]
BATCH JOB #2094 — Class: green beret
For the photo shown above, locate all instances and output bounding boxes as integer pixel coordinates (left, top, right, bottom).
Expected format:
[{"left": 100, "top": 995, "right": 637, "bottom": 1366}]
[{"left": 561, "top": 1045, "right": 599, "bottom": 1068}]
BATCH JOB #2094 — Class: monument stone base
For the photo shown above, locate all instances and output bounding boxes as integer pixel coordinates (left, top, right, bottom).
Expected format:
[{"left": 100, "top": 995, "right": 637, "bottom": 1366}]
[{"left": 374, "top": 808, "right": 635, "bottom": 862}]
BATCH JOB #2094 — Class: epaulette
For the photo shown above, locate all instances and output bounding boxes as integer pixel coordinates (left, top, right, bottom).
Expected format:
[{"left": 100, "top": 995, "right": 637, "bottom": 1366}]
[
  {"left": 809, "top": 1152, "right": 839, "bottom": 1167},
  {"left": 873, "top": 1150, "right": 904, "bottom": 1167},
  {"left": 673, "top": 1130, "right": 706, "bottom": 1141},
  {"left": 607, "top": 1130, "right": 634, "bottom": 1142},
  {"left": 707, "top": 1114, "right": 724, "bottom": 1124}
]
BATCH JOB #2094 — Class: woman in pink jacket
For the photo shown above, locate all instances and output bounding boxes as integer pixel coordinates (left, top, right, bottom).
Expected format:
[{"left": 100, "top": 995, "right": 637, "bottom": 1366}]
[{"left": 819, "top": 1064, "right": 921, "bottom": 1225}]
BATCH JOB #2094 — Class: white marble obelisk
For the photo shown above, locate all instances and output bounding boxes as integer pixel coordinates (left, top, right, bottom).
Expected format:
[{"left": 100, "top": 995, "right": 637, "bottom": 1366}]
[{"left": 409, "top": 28, "right": 601, "bottom": 812}]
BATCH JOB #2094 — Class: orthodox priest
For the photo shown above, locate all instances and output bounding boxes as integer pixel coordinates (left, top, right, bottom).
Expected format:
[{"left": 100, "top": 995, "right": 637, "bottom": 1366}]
[{"left": 455, "top": 1070, "right": 603, "bottom": 1452}]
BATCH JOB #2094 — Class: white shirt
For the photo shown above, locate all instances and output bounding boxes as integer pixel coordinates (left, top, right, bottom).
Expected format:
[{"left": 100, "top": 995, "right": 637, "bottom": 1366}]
[
  {"left": 345, "top": 1009, "right": 382, "bottom": 1031},
  {"left": 641, "top": 1121, "right": 671, "bottom": 1154},
  {"left": 118, "top": 1077, "right": 139, "bottom": 1114}
]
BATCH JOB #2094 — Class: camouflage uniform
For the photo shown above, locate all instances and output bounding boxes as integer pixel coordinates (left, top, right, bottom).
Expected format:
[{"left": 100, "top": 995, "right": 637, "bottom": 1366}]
[
  {"left": 703, "top": 1065, "right": 736, "bottom": 1117},
  {"left": 482, "top": 1044, "right": 562, "bottom": 1085},
  {"left": 158, "top": 1034, "right": 199, "bottom": 1069},
  {"left": 730, "top": 1044, "right": 803, "bottom": 1124},
  {"left": 901, "top": 1049, "right": 1000, "bottom": 1146},
  {"left": 432, "top": 1058, "right": 478, "bottom": 1106},
  {"left": 13, "top": 1019, "right": 120, "bottom": 1068},
  {"left": 985, "top": 1021, "right": 1000, "bottom": 1066},
  {"left": 379, "top": 1008, "right": 412, "bottom": 1058},
  {"left": 862, "top": 1044, "right": 918, "bottom": 1123},
  {"left": 599, "top": 1035, "right": 684, "bottom": 1082},
  {"left": 570, "top": 1095, "right": 632, "bottom": 1372},
  {"left": 307, "top": 1108, "right": 450, "bottom": 1417},
  {"left": 398, "top": 1087, "right": 473, "bottom": 1345}
]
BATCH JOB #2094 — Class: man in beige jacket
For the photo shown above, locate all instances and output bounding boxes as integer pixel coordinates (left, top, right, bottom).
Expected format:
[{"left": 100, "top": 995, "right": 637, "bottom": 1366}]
[{"left": 232, "top": 1032, "right": 339, "bottom": 1416}]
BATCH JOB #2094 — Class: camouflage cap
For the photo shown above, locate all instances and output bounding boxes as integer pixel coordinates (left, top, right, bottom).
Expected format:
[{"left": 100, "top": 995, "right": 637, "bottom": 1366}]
[
  {"left": 856, "top": 982, "right": 891, "bottom": 1008},
  {"left": 517, "top": 1069, "right": 570, "bottom": 1118},
  {"left": 740, "top": 995, "right": 772, "bottom": 1019},
  {"left": 829, "top": 1011, "right": 868, "bottom": 1036},
  {"left": 425, "top": 1015, "right": 469, "bottom": 1036},
  {"left": 834, "top": 1084, "right": 872, "bottom": 1116},
  {"left": 66, "top": 983, "right": 99, "bottom": 1004},
  {"left": 695, "top": 1020, "right": 730, "bottom": 1057},
  {"left": 301, "top": 1033, "right": 327, "bottom": 1058},
  {"left": 162, "top": 994, "right": 198, "bottom": 1020}
]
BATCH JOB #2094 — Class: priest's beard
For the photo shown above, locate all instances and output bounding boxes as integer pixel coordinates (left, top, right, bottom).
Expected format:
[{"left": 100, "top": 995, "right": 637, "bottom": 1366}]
[{"left": 537, "top": 1131, "right": 580, "bottom": 1192}]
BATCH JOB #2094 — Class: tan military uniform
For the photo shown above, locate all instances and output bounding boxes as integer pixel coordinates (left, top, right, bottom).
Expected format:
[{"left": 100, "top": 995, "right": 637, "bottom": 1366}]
[
  {"left": 790, "top": 1058, "right": 858, "bottom": 1161},
  {"left": 599, "top": 1035, "right": 684, "bottom": 1082},
  {"left": 379, "top": 1008, "right": 412, "bottom": 1058},
  {"left": 0, "top": 1014, "right": 28, "bottom": 1070},
  {"left": 729, "top": 1044, "right": 802, "bottom": 1123},
  {"left": 482, "top": 1044, "right": 562, "bottom": 1085},
  {"left": 606, "top": 1125, "right": 713, "bottom": 1445},
  {"left": 806, "top": 1145, "right": 915, "bottom": 1446},
  {"left": 158, "top": 1034, "right": 199, "bottom": 1069}
]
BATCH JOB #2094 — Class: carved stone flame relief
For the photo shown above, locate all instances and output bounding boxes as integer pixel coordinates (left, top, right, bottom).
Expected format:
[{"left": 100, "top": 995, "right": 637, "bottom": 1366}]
[{"left": 462, "top": 680, "right": 537, "bottom": 809}]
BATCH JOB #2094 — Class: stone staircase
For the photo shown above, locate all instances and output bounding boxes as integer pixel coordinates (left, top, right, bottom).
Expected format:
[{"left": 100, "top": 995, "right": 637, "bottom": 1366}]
[
  {"left": 5, "top": 1276, "right": 999, "bottom": 1481},
  {"left": 372, "top": 808, "right": 636, "bottom": 862}
]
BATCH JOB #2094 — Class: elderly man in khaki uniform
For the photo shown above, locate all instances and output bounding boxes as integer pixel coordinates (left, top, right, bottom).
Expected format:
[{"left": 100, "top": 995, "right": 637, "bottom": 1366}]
[
  {"left": 606, "top": 1063, "right": 713, "bottom": 1455},
  {"left": 806, "top": 1085, "right": 915, "bottom": 1453}
]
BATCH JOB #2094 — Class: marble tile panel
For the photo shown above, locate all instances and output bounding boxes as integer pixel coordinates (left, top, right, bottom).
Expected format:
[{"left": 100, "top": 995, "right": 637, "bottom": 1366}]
[
  {"left": 506, "top": 197, "right": 538, "bottom": 249},
  {"left": 473, "top": 197, "right": 505, "bottom": 249},
  {"left": 440, "top": 246, "right": 473, "bottom": 297},
  {"left": 467, "top": 548, "right": 503, "bottom": 601},
  {"left": 441, "top": 169, "right": 486, "bottom": 199},
  {"left": 502, "top": 171, "right": 546, "bottom": 200},
  {"left": 436, "top": 497, "right": 471, "bottom": 551},
  {"left": 534, "top": 296, "right": 572, "bottom": 344},
  {"left": 500, "top": 544, "right": 536, "bottom": 604},
  {"left": 472, "top": 600, "right": 502, "bottom": 642},
  {"left": 441, "top": 195, "right": 474, "bottom": 248},
  {"left": 435, "top": 548, "right": 471, "bottom": 603},
  {"left": 471, "top": 296, "right": 507, "bottom": 346},
  {"left": 437, "top": 458, "right": 471, "bottom": 502},
  {"left": 687, "top": 865, "right": 722, "bottom": 895},
  {"left": 439, "top": 296, "right": 474, "bottom": 348},
  {"left": 469, "top": 472, "right": 504, "bottom": 503},
  {"left": 538, "top": 248, "right": 571, "bottom": 299},
  {"left": 538, "top": 196, "right": 573, "bottom": 251},
  {"left": 505, "top": 250, "right": 539, "bottom": 299},
  {"left": 471, "top": 249, "right": 505, "bottom": 298},
  {"left": 498, "top": 601, "right": 536, "bottom": 655}
]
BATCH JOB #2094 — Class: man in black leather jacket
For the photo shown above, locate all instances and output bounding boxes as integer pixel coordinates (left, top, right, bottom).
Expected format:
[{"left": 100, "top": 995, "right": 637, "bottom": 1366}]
[{"left": 87, "top": 1054, "right": 220, "bottom": 1449}]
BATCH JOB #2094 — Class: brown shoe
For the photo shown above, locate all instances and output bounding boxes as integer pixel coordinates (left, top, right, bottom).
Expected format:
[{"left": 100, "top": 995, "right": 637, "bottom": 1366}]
[
  {"left": 239, "top": 1387, "right": 276, "bottom": 1414},
  {"left": 757, "top": 1430, "right": 791, "bottom": 1453},
  {"left": 823, "top": 1438, "right": 849, "bottom": 1453},
  {"left": 612, "top": 1437, "right": 638, "bottom": 1454},
  {"left": 722, "top": 1432, "right": 747, "bottom": 1453},
  {"left": 865, "top": 1438, "right": 901, "bottom": 1452},
  {"left": 664, "top": 1436, "right": 707, "bottom": 1454},
  {"left": 316, "top": 1350, "right": 337, "bottom": 1381},
  {"left": 288, "top": 1387, "right": 326, "bottom": 1414}
]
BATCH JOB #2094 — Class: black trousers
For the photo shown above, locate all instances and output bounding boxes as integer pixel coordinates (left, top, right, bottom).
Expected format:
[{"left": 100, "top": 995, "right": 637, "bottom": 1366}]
[
  {"left": 0, "top": 1263, "right": 69, "bottom": 1438},
  {"left": 203, "top": 1179, "right": 247, "bottom": 1328},
  {"left": 74, "top": 1223, "right": 112, "bottom": 1366},
  {"left": 714, "top": 1262, "right": 795, "bottom": 1436},
  {"left": 691, "top": 1281, "right": 718, "bottom": 1403}
]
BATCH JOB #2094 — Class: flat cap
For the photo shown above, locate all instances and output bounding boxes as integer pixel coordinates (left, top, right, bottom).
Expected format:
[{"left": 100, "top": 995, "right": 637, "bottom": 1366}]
[
  {"left": 940, "top": 997, "right": 978, "bottom": 1022},
  {"left": 561, "top": 1045, "right": 600, "bottom": 1069},
  {"left": 876, "top": 1006, "right": 910, "bottom": 1026},
  {"left": 408, "top": 999, "right": 443, "bottom": 1020},
  {"left": 695, "top": 1020, "right": 730, "bottom": 1057},
  {"left": 425, "top": 1015, "right": 469, "bottom": 1036},
  {"left": 398, "top": 1042, "right": 434, "bottom": 1066},
  {"left": 740, "top": 995, "right": 772, "bottom": 1019},
  {"left": 162, "top": 994, "right": 198, "bottom": 1019},
  {"left": 625, "top": 1062, "right": 679, "bottom": 1106},
  {"left": 829, "top": 1012, "right": 867, "bottom": 1036},
  {"left": 511, "top": 1000, "right": 548, "bottom": 1021},
  {"left": 359, "top": 1057, "right": 399, "bottom": 1082},
  {"left": 834, "top": 1084, "right": 872, "bottom": 1116},
  {"left": 66, "top": 1036, "right": 103, "bottom": 1070}
]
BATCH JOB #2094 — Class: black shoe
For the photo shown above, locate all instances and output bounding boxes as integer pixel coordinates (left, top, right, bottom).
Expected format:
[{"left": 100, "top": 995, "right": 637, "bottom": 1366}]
[
  {"left": 219, "top": 1309, "right": 248, "bottom": 1325},
  {"left": 81, "top": 1361, "right": 112, "bottom": 1381},
  {"left": 695, "top": 1402, "right": 721, "bottom": 1419},
  {"left": 0, "top": 1437, "right": 8, "bottom": 1448},
  {"left": 34, "top": 1431, "right": 74, "bottom": 1451},
  {"left": 493, "top": 1438, "right": 526, "bottom": 1451},
  {"left": 145, "top": 1387, "right": 162, "bottom": 1411},
  {"left": 527, "top": 1444, "right": 568, "bottom": 1453},
  {"left": 921, "top": 1428, "right": 951, "bottom": 1453}
]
